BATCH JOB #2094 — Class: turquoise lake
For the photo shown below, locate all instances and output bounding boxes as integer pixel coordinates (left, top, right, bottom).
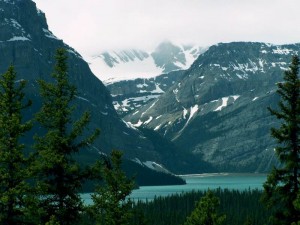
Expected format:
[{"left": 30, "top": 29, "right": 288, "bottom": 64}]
[{"left": 82, "top": 173, "right": 267, "bottom": 204}]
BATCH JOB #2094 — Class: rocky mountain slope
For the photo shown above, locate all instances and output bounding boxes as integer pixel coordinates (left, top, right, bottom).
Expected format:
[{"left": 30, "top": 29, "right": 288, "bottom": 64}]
[
  {"left": 107, "top": 70, "right": 185, "bottom": 116},
  {"left": 0, "top": 0, "right": 201, "bottom": 178},
  {"left": 87, "top": 41, "right": 206, "bottom": 83},
  {"left": 124, "top": 42, "right": 300, "bottom": 172}
]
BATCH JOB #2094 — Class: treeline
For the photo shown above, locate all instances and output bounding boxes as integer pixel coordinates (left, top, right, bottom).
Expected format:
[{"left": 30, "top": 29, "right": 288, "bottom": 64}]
[{"left": 132, "top": 189, "right": 270, "bottom": 225}]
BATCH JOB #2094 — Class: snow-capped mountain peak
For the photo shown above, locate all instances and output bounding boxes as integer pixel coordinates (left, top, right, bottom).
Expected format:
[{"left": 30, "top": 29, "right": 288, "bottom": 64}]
[{"left": 86, "top": 41, "right": 207, "bottom": 84}]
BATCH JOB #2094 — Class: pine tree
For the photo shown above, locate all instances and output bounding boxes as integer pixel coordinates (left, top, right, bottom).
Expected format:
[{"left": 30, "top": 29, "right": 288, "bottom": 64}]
[
  {"left": 262, "top": 55, "right": 300, "bottom": 225},
  {"left": 90, "top": 150, "right": 135, "bottom": 225},
  {"left": 183, "top": 190, "right": 226, "bottom": 225},
  {"left": 34, "top": 48, "right": 99, "bottom": 225},
  {"left": 0, "top": 65, "right": 35, "bottom": 224}
]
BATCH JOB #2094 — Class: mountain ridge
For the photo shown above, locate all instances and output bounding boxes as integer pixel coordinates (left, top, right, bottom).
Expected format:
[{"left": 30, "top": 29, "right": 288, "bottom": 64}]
[{"left": 124, "top": 41, "right": 300, "bottom": 172}]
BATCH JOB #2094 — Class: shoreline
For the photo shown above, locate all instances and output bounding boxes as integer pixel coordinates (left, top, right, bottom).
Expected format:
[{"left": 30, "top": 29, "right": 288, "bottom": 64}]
[{"left": 178, "top": 172, "right": 268, "bottom": 178}]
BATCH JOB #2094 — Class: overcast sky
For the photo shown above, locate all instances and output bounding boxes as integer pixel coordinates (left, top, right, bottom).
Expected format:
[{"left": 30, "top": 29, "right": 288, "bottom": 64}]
[{"left": 34, "top": 0, "right": 300, "bottom": 58}]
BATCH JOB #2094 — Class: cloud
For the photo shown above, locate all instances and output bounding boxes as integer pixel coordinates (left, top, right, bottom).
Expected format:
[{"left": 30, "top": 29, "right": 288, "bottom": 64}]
[{"left": 34, "top": 0, "right": 300, "bottom": 57}]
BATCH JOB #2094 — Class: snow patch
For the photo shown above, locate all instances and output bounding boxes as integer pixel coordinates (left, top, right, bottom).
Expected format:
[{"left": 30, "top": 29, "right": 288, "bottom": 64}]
[
  {"left": 42, "top": 28, "right": 58, "bottom": 40},
  {"left": 221, "top": 67, "right": 228, "bottom": 71},
  {"left": 174, "top": 60, "right": 186, "bottom": 68},
  {"left": 88, "top": 54, "right": 163, "bottom": 84},
  {"left": 272, "top": 47, "right": 293, "bottom": 55},
  {"left": 132, "top": 158, "right": 143, "bottom": 166},
  {"left": 122, "top": 120, "right": 138, "bottom": 130},
  {"left": 7, "top": 36, "right": 30, "bottom": 42},
  {"left": 152, "top": 84, "right": 164, "bottom": 93},
  {"left": 183, "top": 108, "right": 188, "bottom": 119},
  {"left": 129, "top": 95, "right": 160, "bottom": 103},
  {"left": 143, "top": 161, "right": 169, "bottom": 173},
  {"left": 214, "top": 95, "right": 240, "bottom": 111},
  {"left": 154, "top": 124, "right": 161, "bottom": 131},
  {"left": 214, "top": 97, "right": 229, "bottom": 111},
  {"left": 189, "top": 105, "right": 199, "bottom": 120},
  {"left": 126, "top": 120, "right": 143, "bottom": 128},
  {"left": 176, "top": 105, "right": 199, "bottom": 136},
  {"left": 66, "top": 49, "right": 82, "bottom": 59},
  {"left": 132, "top": 110, "right": 139, "bottom": 115},
  {"left": 141, "top": 99, "right": 158, "bottom": 117},
  {"left": 144, "top": 116, "right": 153, "bottom": 125},
  {"left": 137, "top": 83, "right": 148, "bottom": 88},
  {"left": 232, "top": 95, "right": 240, "bottom": 101},
  {"left": 10, "top": 19, "right": 22, "bottom": 29}
]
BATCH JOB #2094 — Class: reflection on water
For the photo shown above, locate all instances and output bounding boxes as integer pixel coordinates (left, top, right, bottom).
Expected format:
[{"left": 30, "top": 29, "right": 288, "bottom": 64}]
[{"left": 82, "top": 173, "right": 267, "bottom": 204}]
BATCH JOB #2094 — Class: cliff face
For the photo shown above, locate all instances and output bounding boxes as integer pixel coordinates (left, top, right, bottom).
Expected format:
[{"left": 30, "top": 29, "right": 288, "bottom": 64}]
[{"left": 0, "top": 0, "right": 189, "bottom": 173}]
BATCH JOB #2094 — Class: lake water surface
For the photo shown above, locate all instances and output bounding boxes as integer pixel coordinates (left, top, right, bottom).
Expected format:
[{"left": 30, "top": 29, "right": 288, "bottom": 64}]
[{"left": 82, "top": 173, "right": 267, "bottom": 204}]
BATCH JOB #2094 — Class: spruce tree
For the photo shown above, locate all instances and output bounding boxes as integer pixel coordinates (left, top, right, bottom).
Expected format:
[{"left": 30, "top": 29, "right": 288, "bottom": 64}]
[
  {"left": 90, "top": 150, "right": 135, "bottom": 225},
  {"left": 34, "top": 48, "right": 99, "bottom": 225},
  {"left": 183, "top": 190, "right": 226, "bottom": 225},
  {"left": 262, "top": 55, "right": 300, "bottom": 225},
  {"left": 0, "top": 65, "right": 35, "bottom": 224}
]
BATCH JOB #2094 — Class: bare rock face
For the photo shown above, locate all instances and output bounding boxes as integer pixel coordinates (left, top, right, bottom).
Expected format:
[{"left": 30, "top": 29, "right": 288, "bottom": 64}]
[{"left": 125, "top": 42, "right": 300, "bottom": 172}]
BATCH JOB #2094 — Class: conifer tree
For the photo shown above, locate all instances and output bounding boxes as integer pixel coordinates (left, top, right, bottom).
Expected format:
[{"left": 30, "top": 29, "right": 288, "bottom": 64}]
[
  {"left": 34, "top": 48, "right": 99, "bottom": 225},
  {"left": 262, "top": 55, "right": 300, "bottom": 225},
  {"left": 0, "top": 65, "right": 35, "bottom": 224},
  {"left": 90, "top": 150, "right": 135, "bottom": 225},
  {"left": 183, "top": 190, "right": 226, "bottom": 225}
]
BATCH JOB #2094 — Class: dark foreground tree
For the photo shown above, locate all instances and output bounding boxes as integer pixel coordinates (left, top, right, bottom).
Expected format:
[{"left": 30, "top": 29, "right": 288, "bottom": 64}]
[
  {"left": 183, "top": 190, "right": 226, "bottom": 225},
  {"left": 34, "top": 48, "right": 99, "bottom": 225},
  {"left": 262, "top": 55, "right": 300, "bottom": 224},
  {"left": 0, "top": 65, "right": 36, "bottom": 224},
  {"left": 90, "top": 150, "right": 135, "bottom": 225}
]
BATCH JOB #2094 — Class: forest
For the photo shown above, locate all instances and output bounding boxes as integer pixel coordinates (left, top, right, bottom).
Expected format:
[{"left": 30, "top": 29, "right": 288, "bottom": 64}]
[
  {"left": 132, "top": 189, "right": 270, "bottom": 225},
  {"left": 0, "top": 48, "right": 299, "bottom": 225}
]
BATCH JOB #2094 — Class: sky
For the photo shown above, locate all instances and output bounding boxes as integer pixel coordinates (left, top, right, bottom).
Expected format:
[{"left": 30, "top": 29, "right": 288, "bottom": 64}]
[{"left": 34, "top": 0, "right": 300, "bottom": 58}]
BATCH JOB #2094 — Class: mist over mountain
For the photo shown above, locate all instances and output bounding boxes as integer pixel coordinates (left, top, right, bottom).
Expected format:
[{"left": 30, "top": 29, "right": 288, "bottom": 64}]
[{"left": 86, "top": 41, "right": 206, "bottom": 84}]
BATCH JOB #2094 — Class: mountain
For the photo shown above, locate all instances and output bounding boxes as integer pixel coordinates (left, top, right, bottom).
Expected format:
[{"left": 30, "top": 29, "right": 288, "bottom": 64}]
[
  {"left": 0, "top": 0, "right": 194, "bottom": 182},
  {"left": 124, "top": 42, "right": 300, "bottom": 172},
  {"left": 86, "top": 41, "right": 206, "bottom": 84},
  {"left": 107, "top": 70, "right": 185, "bottom": 116}
]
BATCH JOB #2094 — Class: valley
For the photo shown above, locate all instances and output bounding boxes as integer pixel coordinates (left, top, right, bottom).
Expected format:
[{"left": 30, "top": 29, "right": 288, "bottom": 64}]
[{"left": 1, "top": 0, "right": 300, "bottom": 224}]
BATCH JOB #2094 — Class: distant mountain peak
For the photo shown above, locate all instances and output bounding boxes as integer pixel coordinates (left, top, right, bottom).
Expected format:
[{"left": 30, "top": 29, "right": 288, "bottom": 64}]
[{"left": 86, "top": 41, "right": 207, "bottom": 84}]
